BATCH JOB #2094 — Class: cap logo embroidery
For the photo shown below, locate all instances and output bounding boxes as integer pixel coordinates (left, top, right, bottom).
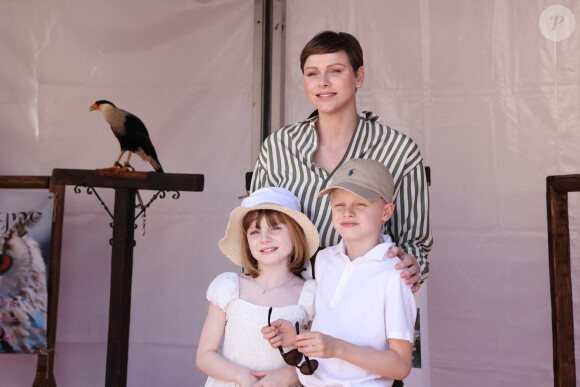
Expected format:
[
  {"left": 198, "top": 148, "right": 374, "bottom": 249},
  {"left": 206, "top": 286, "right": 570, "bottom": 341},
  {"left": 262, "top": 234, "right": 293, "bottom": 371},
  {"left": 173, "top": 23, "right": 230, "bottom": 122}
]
[{"left": 348, "top": 169, "right": 354, "bottom": 176}]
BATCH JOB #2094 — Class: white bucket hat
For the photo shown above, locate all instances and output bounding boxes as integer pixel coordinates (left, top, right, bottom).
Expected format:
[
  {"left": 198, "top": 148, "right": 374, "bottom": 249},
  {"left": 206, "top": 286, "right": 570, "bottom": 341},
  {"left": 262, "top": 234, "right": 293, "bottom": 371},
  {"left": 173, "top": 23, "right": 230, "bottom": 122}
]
[{"left": 218, "top": 187, "right": 320, "bottom": 266}]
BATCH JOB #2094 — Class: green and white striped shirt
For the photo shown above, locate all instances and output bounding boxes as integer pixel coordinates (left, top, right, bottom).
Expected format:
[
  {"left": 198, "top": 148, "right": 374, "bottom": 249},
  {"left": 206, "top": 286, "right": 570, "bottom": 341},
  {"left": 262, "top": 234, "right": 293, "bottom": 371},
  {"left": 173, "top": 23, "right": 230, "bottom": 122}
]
[{"left": 251, "top": 112, "right": 432, "bottom": 279}]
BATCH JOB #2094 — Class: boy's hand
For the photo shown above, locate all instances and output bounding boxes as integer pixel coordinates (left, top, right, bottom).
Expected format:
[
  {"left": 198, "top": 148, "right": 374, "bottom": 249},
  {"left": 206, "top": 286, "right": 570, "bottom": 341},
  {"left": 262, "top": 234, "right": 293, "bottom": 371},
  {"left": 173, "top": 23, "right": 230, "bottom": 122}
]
[
  {"left": 295, "top": 331, "right": 337, "bottom": 359},
  {"left": 261, "top": 319, "right": 296, "bottom": 348},
  {"left": 389, "top": 246, "right": 422, "bottom": 293}
]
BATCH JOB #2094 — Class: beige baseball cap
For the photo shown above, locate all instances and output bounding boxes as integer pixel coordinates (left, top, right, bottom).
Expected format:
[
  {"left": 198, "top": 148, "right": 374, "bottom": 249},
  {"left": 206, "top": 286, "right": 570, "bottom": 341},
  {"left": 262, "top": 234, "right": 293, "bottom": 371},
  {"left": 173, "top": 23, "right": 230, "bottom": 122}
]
[{"left": 318, "top": 158, "right": 394, "bottom": 203}]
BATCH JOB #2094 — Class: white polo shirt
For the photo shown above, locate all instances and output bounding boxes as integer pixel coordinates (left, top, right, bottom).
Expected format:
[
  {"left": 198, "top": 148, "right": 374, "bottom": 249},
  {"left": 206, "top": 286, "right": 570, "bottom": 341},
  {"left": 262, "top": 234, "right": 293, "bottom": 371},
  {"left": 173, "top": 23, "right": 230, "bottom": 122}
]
[{"left": 299, "top": 234, "right": 417, "bottom": 387}]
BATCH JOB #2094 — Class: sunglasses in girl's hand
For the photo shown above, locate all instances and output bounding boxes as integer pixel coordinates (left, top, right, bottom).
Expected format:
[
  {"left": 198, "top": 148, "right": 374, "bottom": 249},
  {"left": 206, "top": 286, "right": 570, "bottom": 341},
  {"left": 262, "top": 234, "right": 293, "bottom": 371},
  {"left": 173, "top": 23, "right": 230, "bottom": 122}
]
[{"left": 268, "top": 306, "right": 318, "bottom": 375}]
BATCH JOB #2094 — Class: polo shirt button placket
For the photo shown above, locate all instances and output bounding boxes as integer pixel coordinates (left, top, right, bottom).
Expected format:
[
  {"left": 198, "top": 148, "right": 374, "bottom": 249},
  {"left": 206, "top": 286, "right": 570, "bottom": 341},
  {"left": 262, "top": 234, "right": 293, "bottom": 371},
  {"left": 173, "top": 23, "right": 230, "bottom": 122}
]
[{"left": 330, "top": 262, "right": 353, "bottom": 307}]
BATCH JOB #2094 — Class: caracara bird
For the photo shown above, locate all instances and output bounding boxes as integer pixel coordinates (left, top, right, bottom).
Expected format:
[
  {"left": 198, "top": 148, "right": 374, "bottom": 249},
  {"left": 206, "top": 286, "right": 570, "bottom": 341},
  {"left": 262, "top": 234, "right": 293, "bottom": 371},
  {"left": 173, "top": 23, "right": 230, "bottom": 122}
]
[{"left": 89, "top": 100, "right": 164, "bottom": 172}]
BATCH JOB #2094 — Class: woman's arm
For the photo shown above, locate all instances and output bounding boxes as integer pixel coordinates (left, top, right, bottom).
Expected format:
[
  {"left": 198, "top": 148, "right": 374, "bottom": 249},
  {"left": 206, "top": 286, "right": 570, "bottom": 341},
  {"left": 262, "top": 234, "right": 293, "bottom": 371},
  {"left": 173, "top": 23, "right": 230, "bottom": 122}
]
[
  {"left": 295, "top": 332, "right": 413, "bottom": 380},
  {"left": 389, "top": 158, "right": 432, "bottom": 289},
  {"left": 249, "top": 140, "right": 270, "bottom": 193},
  {"left": 196, "top": 303, "right": 259, "bottom": 387}
]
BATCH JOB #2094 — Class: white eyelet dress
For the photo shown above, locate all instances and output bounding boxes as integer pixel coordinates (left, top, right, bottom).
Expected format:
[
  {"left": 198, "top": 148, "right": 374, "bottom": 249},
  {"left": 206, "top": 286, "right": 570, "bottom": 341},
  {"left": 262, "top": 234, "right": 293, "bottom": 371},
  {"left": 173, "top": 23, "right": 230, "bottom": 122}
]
[{"left": 203, "top": 272, "right": 317, "bottom": 387}]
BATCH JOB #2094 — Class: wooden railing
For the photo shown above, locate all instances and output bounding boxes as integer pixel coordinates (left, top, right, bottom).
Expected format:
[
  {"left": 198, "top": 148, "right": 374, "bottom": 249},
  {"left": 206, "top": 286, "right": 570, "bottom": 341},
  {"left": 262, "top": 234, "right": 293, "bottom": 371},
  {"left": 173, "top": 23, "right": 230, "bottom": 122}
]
[{"left": 546, "top": 174, "right": 580, "bottom": 387}]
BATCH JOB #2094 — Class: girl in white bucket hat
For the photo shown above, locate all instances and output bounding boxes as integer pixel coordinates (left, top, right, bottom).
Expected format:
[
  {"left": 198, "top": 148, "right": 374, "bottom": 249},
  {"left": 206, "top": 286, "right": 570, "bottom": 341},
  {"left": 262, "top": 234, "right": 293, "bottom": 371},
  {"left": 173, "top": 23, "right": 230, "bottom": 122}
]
[{"left": 197, "top": 187, "right": 319, "bottom": 386}]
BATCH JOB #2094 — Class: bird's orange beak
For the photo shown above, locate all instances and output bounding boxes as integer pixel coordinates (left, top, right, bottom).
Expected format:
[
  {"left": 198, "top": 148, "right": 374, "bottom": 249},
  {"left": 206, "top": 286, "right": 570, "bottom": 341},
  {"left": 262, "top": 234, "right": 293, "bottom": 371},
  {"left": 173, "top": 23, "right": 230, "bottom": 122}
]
[{"left": 89, "top": 103, "right": 100, "bottom": 112}]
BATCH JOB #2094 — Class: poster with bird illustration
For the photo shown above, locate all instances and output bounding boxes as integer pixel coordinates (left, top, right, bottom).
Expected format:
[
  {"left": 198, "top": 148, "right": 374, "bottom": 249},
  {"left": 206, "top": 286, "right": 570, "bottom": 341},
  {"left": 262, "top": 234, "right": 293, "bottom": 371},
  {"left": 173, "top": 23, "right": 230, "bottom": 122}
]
[{"left": 0, "top": 191, "right": 53, "bottom": 354}]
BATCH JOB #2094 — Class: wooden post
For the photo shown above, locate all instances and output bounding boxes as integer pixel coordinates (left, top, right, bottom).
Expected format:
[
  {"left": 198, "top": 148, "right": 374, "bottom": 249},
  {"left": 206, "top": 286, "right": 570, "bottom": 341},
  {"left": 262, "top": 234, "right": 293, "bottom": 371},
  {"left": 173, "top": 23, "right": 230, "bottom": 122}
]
[
  {"left": 105, "top": 187, "right": 137, "bottom": 386},
  {"left": 32, "top": 182, "right": 65, "bottom": 387},
  {"left": 50, "top": 169, "right": 204, "bottom": 387},
  {"left": 546, "top": 174, "right": 580, "bottom": 387}
]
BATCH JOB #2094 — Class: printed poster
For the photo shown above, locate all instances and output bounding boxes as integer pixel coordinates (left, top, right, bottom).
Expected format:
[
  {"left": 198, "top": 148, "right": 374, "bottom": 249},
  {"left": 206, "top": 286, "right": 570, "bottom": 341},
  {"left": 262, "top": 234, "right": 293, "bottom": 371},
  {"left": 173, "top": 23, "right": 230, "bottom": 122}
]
[
  {"left": 0, "top": 190, "right": 54, "bottom": 354},
  {"left": 405, "top": 283, "right": 431, "bottom": 386}
]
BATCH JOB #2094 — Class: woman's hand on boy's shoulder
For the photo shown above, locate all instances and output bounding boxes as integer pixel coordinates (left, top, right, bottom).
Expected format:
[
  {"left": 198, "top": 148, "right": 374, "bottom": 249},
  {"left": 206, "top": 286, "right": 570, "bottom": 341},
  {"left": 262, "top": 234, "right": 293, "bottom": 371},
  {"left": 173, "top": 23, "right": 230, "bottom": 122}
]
[{"left": 389, "top": 246, "right": 422, "bottom": 293}]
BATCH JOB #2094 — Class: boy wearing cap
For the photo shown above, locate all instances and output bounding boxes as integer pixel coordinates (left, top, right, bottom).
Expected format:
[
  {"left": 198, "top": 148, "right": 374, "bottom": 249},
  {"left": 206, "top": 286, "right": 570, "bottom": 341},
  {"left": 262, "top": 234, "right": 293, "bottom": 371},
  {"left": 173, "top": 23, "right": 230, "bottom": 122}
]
[{"left": 264, "top": 158, "right": 416, "bottom": 386}]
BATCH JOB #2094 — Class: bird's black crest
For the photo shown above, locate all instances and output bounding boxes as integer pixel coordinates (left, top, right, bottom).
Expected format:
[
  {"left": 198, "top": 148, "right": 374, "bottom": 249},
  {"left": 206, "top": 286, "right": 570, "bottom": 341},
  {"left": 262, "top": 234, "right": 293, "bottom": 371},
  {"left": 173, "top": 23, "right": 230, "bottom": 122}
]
[{"left": 94, "top": 100, "right": 116, "bottom": 107}]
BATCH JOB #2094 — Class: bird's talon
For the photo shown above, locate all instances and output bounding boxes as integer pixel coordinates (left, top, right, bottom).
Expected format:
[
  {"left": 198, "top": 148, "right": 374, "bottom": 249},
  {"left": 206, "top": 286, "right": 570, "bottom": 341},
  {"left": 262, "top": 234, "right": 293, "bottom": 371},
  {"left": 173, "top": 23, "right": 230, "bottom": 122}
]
[
  {"left": 102, "top": 164, "right": 126, "bottom": 172},
  {"left": 100, "top": 165, "right": 120, "bottom": 171}
]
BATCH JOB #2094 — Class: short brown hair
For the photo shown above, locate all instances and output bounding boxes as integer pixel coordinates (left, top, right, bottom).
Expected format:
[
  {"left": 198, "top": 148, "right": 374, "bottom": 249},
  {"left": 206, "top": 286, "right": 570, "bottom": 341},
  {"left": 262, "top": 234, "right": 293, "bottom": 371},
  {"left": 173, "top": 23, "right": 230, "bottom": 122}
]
[
  {"left": 240, "top": 209, "right": 308, "bottom": 278},
  {"left": 300, "top": 31, "right": 363, "bottom": 73}
]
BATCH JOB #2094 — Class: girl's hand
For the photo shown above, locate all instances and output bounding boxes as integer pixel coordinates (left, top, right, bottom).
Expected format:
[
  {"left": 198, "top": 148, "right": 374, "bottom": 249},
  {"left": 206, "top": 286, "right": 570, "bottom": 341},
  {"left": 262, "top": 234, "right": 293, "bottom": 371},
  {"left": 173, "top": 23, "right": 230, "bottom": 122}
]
[
  {"left": 295, "top": 331, "right": 338, "bottom": 359},
  {"left": 250, "top": 367, "right": 299, "bottom": 386},
  {"left": 238, "top": 372, "right": 260, "bottom": 387},
  {"left": 261, "top": 319, "right": 297, "bottom": 348}
]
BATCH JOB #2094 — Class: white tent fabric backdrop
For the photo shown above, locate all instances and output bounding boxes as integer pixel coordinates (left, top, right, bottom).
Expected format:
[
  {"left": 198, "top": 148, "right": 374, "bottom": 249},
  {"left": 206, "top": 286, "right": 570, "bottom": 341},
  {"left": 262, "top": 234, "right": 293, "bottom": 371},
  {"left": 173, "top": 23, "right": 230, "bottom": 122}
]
[{"left": 1, "top": 1, "right": 579, "bottom": 386}]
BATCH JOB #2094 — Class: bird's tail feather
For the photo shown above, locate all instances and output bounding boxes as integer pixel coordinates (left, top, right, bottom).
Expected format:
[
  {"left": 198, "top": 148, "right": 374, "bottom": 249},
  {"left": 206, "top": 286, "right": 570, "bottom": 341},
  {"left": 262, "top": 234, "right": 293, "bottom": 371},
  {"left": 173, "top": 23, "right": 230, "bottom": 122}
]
[{"left": 150, "top": 159, "right": 164, "bottom": 173}]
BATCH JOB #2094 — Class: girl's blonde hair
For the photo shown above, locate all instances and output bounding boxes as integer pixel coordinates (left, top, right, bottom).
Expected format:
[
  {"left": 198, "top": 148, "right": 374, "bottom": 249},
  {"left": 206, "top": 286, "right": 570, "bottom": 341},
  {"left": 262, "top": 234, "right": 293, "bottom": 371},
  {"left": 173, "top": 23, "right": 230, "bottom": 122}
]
[{"left": 241, "top": 209, "right": 308, "bottom": 278}]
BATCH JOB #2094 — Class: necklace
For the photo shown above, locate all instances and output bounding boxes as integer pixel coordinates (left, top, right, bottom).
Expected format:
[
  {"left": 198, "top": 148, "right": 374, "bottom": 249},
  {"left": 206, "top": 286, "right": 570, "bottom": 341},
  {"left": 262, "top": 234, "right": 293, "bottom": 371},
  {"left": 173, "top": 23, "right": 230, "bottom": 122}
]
[{"left": 253, "top": 276, "right": 295, "bottom": 295}]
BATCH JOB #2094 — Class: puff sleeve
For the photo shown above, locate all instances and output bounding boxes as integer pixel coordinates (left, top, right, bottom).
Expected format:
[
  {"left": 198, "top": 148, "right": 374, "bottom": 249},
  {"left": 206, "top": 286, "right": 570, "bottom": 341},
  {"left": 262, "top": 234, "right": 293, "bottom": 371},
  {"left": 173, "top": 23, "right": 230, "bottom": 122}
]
[
  {"left": 206, "top": 272, "right": 239, "bottom": 313},
  {"left": 297, "top": 279, "right": 317, "bottom": 324}
]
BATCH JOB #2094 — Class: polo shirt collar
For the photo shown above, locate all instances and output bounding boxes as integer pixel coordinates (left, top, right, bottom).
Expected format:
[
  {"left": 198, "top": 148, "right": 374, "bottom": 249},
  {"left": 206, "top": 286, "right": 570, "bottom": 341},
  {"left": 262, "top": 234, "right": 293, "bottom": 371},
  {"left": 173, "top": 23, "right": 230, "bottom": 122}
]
[{"left": 333, "top": 234, "right": 394, "bottom": 262}]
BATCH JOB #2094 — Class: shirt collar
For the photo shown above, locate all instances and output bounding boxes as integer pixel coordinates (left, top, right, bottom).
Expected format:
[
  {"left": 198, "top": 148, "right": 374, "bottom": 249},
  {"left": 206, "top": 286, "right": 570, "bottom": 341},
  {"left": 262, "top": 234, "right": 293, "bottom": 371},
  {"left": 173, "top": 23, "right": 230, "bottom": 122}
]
[
  {"left": 333, "top": 234, "right": 394, "bottom": 262},
  {"left": 297, "top": 118, "right": 319, "bottom": 167},
  {"left": 301, "top": 111, "right": 380, "bottom": 124},
  {"left": 301, "top": 111, "right": 379, "bottom": 171}
]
